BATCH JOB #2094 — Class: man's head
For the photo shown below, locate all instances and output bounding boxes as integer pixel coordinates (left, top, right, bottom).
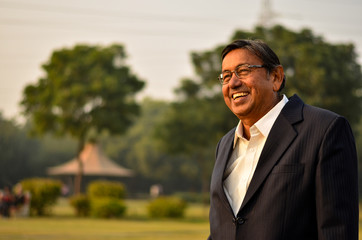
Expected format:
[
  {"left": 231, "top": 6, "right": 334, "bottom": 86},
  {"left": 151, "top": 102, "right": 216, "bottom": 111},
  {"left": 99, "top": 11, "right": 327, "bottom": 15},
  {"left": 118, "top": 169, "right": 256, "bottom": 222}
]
[{"left": 220, "top": 39, "right": 285, "bottom": 126}]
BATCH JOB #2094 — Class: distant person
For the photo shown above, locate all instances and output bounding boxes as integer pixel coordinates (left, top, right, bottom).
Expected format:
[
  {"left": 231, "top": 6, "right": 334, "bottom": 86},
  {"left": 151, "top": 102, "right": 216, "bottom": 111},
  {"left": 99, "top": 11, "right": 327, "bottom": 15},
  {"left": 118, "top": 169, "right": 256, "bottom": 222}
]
[
  {"left": 150, "top": 184, "right": 163, "bottom": 198},
  {"left": 13, "top": 183, "right": 25, "bottom": 208},
  {"left": 12, "top": 183, "right": 30, "bottom": 217},
  {"left": 0, "top": 186, "right": 14, "bottom": 217},
  {"left": 208, "top": 39, "right": 358, "bottom": 239}
]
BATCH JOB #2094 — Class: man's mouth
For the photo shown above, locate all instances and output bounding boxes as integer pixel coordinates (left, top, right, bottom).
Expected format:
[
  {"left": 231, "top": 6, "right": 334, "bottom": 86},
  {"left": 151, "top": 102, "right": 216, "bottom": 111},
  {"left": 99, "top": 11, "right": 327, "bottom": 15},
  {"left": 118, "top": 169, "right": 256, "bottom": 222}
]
[{"left": 232, "top": 92, "right": 249, "bottom": 100}]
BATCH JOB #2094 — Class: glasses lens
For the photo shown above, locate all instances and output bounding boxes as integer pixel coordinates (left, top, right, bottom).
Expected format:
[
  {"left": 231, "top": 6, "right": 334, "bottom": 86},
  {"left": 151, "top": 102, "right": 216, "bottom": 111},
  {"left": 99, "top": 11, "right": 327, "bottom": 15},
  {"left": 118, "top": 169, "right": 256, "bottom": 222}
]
[
  {"left": 218, "top": 74, "right": 224, "bottom": 83},
  {"left": 235, "top": 65, "right": 250, "bottom": 77},
  {"left": 222, "top": 72, "right": 231, "bottom": 84}
]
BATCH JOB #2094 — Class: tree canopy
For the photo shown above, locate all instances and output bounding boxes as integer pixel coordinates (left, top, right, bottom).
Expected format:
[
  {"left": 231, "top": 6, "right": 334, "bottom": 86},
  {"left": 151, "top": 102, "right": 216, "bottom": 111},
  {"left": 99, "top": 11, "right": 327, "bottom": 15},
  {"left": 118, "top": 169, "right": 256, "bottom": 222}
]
[{"left": 21, "top": 44, "right": 145, "bottom": 142}]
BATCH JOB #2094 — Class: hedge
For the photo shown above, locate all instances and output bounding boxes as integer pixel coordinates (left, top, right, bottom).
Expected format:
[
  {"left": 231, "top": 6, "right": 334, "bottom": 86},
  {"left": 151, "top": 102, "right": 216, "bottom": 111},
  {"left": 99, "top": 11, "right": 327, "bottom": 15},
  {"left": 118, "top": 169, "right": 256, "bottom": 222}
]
[
  {"left": 147, "top": 196, "right": 187, "bottom": 218},
  {"left": 20, "top": 178, "right": 61, "bottom": 216},
  {"left": 87, "top": 180, "right": 126, "bottom": 199}
]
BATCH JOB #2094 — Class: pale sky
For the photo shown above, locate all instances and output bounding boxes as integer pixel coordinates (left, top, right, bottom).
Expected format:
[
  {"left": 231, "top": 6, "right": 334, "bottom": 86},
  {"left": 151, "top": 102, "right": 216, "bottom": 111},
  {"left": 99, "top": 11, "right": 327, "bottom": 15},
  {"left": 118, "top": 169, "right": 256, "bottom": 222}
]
[{"left": 1, "top": 0, "right": 361, "bottom": 121}]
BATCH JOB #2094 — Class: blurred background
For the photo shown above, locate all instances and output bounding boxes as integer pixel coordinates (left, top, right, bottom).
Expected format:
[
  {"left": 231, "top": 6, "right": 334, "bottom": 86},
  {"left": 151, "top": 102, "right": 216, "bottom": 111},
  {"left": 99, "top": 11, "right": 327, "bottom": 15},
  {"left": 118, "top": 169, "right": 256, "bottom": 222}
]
[
  {"left": 0, "top": 0, "right": 362, "bottom": 240},
  {"left": 0, "top": 1, "right": 362, "bottom": 237}
]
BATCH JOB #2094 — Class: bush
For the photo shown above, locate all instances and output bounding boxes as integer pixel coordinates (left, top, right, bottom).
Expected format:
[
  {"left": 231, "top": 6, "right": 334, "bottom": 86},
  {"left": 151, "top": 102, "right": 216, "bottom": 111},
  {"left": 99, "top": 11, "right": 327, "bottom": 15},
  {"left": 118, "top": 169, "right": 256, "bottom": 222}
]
[
  {"left": 85, "top": 180, "right": 128, "bottom": 218},
  {"left": 87, "top": 180, "right": 126, "bottom": 199},
  {"left": 91, "top": 198, "right": 126, "bottom": 218},
  {"left": 69, "top": 194, "right": 90, "bottom": 217},
  {"left": 147, "top": 196, "right": 187, "bottom": 218},
  {"left": 20, "top": 178, "right": 61, "bottom": 216},
  {"left": 174, "top": 192, "right": 210, "bottom": 204}
]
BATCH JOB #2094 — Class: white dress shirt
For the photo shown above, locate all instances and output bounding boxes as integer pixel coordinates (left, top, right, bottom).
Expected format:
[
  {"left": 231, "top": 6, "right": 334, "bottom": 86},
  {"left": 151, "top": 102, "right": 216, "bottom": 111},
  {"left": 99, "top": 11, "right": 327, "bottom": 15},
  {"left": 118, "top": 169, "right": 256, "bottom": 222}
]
[{"left": 224, "top": 95, "right": 288, "bottom": 216}]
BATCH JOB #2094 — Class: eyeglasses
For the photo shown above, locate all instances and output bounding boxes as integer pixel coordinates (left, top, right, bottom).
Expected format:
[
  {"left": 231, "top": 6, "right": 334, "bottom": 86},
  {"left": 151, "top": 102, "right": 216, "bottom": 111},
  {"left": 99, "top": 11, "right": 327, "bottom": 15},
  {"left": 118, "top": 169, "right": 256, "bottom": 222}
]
[{"left": 218, "top": 64, "right": 265, "bottom": 85}]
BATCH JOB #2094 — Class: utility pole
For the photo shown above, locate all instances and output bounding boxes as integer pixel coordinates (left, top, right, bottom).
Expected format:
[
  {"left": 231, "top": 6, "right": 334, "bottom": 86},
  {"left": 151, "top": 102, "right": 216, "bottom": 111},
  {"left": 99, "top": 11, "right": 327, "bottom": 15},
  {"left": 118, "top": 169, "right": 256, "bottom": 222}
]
[{"left": 258, "top": 0, "right": 277, "bottom": 27}]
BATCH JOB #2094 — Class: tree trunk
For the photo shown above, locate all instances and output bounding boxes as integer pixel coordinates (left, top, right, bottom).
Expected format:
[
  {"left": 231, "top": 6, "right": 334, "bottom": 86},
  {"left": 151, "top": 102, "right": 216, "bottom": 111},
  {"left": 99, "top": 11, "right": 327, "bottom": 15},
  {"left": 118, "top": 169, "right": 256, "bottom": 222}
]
[{"left": 74, "top": 137, "right": 85, "bottom": 195}]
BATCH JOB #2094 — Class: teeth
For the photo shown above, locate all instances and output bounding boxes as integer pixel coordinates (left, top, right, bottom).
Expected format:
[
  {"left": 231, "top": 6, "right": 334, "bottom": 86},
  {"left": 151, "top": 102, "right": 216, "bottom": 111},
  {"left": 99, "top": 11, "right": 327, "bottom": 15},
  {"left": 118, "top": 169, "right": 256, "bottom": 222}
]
[{"left": 232, "top": 92, "right": 248, "bottom": 99}]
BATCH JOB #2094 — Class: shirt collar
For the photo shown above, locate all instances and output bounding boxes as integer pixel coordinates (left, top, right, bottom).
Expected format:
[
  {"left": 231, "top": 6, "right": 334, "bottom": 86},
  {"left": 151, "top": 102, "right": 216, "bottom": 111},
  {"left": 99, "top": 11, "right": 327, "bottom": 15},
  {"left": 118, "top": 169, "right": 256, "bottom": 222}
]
[{"left": 233, "top": 95, "right": 289, "bottom": 148}]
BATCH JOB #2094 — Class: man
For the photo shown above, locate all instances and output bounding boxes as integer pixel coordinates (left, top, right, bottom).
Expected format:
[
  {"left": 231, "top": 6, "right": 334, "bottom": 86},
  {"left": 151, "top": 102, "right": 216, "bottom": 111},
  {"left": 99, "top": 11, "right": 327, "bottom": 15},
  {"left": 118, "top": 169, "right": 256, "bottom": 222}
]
[{"left": 208, "top": 39, "right": 358, "bottom": 239}]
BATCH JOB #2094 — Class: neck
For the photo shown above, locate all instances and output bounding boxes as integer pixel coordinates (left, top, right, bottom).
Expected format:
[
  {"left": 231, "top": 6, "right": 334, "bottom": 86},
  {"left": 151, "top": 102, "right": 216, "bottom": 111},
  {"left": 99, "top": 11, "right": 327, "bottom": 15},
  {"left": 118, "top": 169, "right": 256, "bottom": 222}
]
[
  {"left": 242, "top": 124, "right": 251, "bottom": 140},
  {"left": 240, "top": 94, "right": 283, "bottom": 140}
]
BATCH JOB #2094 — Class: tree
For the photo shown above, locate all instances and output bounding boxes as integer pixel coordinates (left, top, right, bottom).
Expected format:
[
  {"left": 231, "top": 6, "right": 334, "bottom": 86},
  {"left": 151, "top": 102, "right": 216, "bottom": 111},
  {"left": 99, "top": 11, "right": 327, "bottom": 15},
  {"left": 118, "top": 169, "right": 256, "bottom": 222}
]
[
  {"left": 155, "top": 79, "right": 236, "bottom": 196},
  {"left": 21, "top": 44, "right": 145, "bottom": 194},
  {"left": 0, "top": 113, "right": 40, "bottom": 188},
  {"left": 155, "top": 25, "right": 362, "bottom": 195},
  {"left": 102, "top": 98, "right": 201, "bottom": 194}
]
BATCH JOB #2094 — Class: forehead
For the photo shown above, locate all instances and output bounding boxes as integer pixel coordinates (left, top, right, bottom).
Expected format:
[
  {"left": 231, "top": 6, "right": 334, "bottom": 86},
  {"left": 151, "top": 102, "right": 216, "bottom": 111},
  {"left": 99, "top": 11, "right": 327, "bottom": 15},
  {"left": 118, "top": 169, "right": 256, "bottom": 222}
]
[{"left": 221, "top": 49, "right": 261, "bottom": 71}]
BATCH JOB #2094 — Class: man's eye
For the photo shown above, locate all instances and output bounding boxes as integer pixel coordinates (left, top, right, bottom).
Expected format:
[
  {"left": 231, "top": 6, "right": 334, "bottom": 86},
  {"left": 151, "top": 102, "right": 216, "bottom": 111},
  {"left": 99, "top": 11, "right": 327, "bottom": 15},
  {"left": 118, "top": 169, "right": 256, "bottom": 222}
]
[
  {"left": 236, "top": 68, "right": 249, "bottom": 76},
  {"left": 223, "top": 73, "right": 231, "bottom": 80}
]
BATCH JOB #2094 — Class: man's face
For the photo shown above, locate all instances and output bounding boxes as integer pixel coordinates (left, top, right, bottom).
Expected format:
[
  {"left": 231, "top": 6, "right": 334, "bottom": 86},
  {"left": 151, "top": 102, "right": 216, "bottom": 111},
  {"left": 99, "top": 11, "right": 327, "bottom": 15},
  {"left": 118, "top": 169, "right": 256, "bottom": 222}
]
[{"left": 221, "top": 48, "right": 281, "bottom": 126}]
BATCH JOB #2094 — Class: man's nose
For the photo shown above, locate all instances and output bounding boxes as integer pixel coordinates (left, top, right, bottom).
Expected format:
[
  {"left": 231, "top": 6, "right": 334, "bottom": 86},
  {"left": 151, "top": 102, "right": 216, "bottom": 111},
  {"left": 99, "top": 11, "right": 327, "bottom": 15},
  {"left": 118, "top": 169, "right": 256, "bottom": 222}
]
[{"left": 228, "top": 72, "right": 242, "bottom": 88}]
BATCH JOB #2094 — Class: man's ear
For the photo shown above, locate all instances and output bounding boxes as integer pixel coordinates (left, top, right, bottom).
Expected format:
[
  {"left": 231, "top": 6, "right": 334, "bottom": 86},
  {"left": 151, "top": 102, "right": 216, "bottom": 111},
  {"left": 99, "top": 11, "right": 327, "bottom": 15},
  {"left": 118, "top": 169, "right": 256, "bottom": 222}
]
[{"left": 271, "top": 65, "right": 284, "bottom": 92}]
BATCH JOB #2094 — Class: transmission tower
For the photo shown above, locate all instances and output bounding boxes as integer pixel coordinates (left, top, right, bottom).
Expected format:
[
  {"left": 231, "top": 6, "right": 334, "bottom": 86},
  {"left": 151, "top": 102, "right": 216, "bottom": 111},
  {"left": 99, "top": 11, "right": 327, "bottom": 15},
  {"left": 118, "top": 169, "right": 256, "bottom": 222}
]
[{"left": 258, "top": 0, "right": 277, "bottom": 27}]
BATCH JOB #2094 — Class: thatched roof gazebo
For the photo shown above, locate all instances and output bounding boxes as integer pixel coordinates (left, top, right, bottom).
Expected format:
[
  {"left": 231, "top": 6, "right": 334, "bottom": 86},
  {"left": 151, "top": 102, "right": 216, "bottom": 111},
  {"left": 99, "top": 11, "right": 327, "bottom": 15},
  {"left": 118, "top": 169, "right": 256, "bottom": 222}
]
[{"left": 47, "top": 143, "right": 133, "bottom": 194}]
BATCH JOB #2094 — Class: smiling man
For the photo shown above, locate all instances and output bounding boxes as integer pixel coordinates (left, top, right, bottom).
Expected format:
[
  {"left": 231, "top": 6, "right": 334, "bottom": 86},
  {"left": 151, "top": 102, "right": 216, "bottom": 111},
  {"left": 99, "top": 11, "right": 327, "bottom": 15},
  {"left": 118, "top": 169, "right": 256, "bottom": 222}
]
[{"left": 208, "top": 39, "right": 359, "bottom": 240}]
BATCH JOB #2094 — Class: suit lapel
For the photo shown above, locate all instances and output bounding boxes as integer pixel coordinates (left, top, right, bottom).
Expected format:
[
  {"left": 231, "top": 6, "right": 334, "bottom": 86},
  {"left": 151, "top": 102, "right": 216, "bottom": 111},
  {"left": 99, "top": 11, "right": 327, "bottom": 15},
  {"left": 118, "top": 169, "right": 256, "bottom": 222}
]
[
  {"left": 214, "top": 128, "right": 235, "bottom": 210},
  {"left": 239, "top": 95, "right": 304, "bottom": 211}
]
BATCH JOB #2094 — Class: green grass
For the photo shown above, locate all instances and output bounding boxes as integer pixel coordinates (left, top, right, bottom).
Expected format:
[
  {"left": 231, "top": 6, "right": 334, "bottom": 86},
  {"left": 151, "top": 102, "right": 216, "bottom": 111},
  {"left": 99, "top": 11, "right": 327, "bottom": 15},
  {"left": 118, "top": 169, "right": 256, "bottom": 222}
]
[
  {"left": 0, "top": 218, "right": 209, "bottom": 240},
  {"left": 2, "top": 199, "right": 362, "bottom": 239},
  {"left": 0, "top": 198, "right": 210, "bottom": 240}
]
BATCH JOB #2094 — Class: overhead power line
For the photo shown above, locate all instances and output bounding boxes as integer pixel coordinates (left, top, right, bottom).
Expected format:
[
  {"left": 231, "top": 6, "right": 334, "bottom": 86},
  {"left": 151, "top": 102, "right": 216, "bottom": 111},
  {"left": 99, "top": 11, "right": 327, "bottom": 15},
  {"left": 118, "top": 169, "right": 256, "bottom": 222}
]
[{"left": 0, "top": 0, "right": 226, "bottom": 25}]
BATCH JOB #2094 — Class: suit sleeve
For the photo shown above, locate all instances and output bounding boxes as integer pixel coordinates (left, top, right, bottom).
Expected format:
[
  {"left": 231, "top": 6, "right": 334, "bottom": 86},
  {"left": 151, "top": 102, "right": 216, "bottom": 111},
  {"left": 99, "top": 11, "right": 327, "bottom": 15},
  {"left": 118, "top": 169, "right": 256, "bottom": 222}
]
[{"left": 315, "top": 116, "right": 359, "bottom": 240}]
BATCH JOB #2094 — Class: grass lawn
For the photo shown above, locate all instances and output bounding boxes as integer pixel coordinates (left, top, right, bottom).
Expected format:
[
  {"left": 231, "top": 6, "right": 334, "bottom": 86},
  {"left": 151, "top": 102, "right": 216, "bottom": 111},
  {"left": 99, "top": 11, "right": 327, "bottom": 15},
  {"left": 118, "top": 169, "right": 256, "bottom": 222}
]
[
  {"left": 0, "top": 198, "right": 210, "bottom": 240},
  {"left": 1, "top": 199, "right": 362, "bottom": 239}
]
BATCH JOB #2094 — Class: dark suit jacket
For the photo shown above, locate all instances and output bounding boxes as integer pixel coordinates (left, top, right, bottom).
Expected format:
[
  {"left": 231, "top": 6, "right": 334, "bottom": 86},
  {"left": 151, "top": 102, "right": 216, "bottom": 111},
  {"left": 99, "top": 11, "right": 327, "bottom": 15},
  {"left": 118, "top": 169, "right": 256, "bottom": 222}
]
[{"left": 208, "top": 95, "right": 359, "bottom": 240}]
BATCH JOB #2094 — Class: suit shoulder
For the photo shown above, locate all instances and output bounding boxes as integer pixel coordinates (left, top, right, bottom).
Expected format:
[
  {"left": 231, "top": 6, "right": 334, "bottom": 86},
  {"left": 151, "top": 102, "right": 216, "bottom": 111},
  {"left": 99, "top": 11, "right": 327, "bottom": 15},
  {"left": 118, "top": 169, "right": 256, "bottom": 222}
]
[
  {"left": 288, "top": 94, "right": 342, "bottom": 123},
  {"left": 284, "top": 95, "right": 350, "bottom": 131},
  {"left": 304, "top": 104, "right": 339, "bottom": 118},
  {"left": 303, "top": 104, "right": 343, "bottom": 124}
]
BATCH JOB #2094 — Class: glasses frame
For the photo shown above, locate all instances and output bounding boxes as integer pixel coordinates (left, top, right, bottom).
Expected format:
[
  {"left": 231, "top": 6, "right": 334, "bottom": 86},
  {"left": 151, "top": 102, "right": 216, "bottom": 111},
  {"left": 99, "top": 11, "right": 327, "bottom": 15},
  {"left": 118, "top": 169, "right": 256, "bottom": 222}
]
[{"left": 218, "top": 64, "right": 265, "bottom": 85}]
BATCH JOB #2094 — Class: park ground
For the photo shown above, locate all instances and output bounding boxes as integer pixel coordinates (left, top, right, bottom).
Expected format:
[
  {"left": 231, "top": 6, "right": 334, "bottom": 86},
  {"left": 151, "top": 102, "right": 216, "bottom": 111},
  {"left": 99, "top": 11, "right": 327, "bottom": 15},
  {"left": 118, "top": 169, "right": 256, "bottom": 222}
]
[
  {"left": 0, "top": 198, "right": 209, "bottom": 240},
  {"left": 1, "top": 199, "right": 362, "bottom": 239}
]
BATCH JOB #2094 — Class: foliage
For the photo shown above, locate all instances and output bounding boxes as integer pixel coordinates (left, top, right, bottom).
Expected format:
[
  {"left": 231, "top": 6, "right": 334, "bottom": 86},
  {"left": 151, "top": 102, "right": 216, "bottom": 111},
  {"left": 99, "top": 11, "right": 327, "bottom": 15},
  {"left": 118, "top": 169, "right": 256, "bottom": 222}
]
[
  {"left": 21, "top": 44, "right": 145, "bottom": 140},
  {"left": 69, "top": 194, "right": 90, "bottom": 217},
  {"left": 90, "top": 198, "right": 127, "bottom": 218},
  {"left": 85, "top": 180, "right": 127, "bottom": 218},
  {"left": 20, "top": 178, "right": 61, "bottom": 216},
  {"left": 111, "top": 98, "right": 170, "bottom": 180},
  {"left": 147, "top": 196, "right": 187, "bottom": 218},
  {"left": 155, "top": 94, "right": 237, "bottom": 193},
  {"left": 0, "top": 114, "right": 40, "bottom": 188},
  {"left": 87, "top": 180, "right": 126, "bottom": 199},
  {"left": 102, "top": 98, "right": 200, "bottom": 193},
  {"left": 154, "top": 25, "right": 362, "bottom": 196}
]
